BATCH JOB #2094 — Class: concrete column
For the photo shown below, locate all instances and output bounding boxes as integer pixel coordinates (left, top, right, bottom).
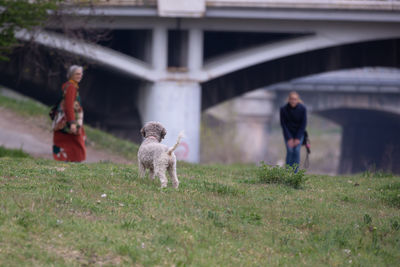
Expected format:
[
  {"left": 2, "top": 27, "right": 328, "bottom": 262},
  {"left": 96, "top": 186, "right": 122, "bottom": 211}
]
[
  {"left": 188, "top": 28, "right": 203, "bottom": 71},
  {"left": 139, "top": 81, "right": 201, "bottom": 163},
  {"left": 139, "top": 27, "right": 203, "bottom": 162},
  {"left": 152, "top": 26, "right": 168, "bottom": 71},
  {"left": 233, "top": 90, "right": 275, "bottom": 163}
]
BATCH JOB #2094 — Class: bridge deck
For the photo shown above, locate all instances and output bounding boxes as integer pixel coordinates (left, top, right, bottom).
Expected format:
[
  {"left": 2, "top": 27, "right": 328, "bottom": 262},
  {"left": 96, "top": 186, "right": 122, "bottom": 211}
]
[{"left": 88, "top": 0, "right": 400, "bottom": 10}]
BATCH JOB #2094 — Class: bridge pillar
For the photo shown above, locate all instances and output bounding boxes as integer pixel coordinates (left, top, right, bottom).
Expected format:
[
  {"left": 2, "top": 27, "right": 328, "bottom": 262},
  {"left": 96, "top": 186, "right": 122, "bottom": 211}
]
[
  {"left": 139, "top": 81, "right": 201, "bottom": 163},
  {"left": 138, "top": 27, "right": 203, "bottom": 163}
]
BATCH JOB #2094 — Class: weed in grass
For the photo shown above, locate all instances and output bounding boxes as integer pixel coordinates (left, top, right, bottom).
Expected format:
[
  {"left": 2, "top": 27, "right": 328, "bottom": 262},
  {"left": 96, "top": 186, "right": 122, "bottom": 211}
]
[
  {"left": 281, "top": 215, "right": 319, "bottom": 230},
  {"left": 116, "top": 244, "right": 140, "bottom": 262},
  {"left": 202, "top": 181, "right": 240, "bottom": 196},
  {"left": 390, "top": 219, "right": 400, "bottom": 231},
  {"left": 339, "top": 194, "right": 356, "bottom": 203},
  {"left": 364, "top": 214, "right": 373, "bottom": 225},
  {"left": 378, "top": 182, "right": 400, "bottom": 208},
  {"left": 240, "top": 212, "right": 262, "bottom": 225},
  {"left": 121, "top": 219, "right": 137, "bottom": 230},
  {"left": 184, "top": 180, "right": 241, "bottom": 196},
  {"left": 362, "top": 169, "right": 394, "bottom": 179},
  {"left": 257, "top": 162, "right": 307, "bottom": 189},
  {"left": 16, "top": 212, "right": 36, "bottom": 230},
  {"left": 207, "top": 210, "right": 225, "bottom": 227}
]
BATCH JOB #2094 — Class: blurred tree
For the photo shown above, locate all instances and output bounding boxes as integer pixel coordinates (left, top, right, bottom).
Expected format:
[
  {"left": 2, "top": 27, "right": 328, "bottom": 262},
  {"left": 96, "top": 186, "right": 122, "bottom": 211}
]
[{"left": 0, "top": 0, "right": 59, "bottom": 60}]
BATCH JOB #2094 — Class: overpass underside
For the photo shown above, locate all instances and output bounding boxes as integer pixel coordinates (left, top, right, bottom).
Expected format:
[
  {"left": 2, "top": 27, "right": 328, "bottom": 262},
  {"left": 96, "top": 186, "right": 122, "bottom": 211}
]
[
  {"left": 1, "top": 2, "right": 400, "bottom": 165},
  {"left": 319, "top": 108, "right": 400, "bottom": 174}
]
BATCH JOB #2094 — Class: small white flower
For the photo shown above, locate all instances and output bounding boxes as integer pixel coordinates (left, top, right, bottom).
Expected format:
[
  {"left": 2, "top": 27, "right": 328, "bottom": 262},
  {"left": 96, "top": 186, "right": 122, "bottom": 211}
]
[
  {"left": 96, "top": 200, "right": 101, "bottom": 204},
  {"left": 101, "top": 194, "right": 107, "bottom": 198},
  {"left": 141, "top": 242, "right": 145, "bottom": 249},
  {"left": 56, "top": 219, "right": 63, "bottom": 224},
  {"left": 343, "top": 249, "right": 351, "bottom": 254},
  {"left": 119, "top": 203, "right": 125, "bottom": 207},
  {"left": 70, "top": 189, "right": 74, "bottom": 193},
  {"left": 349, "top": 260, "right": 352, "bottom": 263}
]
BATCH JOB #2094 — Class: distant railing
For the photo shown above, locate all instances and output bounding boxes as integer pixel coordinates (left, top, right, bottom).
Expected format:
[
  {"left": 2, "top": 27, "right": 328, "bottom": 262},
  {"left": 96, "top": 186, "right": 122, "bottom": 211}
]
[
  {"left": 207, "top": 0, "right": 400, "bottom": 10},
  {"left": 70, "top": 0, "right": 400, "bottom": 10},
  {"left": 70, "top": 0, "right": 156, "bottom": 5}
]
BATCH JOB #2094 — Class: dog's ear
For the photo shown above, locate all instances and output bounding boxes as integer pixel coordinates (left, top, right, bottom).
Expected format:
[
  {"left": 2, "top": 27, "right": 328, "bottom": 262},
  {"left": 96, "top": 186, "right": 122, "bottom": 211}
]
[
  {"left": 140, "top": 126, "right": 146, "bottom": 138},
  {"left": 160, "top": 127, "right": 167, "bottom": 140}
]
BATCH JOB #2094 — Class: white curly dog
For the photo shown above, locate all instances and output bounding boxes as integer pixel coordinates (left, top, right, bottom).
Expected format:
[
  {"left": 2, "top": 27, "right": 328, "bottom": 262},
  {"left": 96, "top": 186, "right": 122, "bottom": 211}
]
[{"left": 137, "top": 121, "right": 183, "bottom": 188}]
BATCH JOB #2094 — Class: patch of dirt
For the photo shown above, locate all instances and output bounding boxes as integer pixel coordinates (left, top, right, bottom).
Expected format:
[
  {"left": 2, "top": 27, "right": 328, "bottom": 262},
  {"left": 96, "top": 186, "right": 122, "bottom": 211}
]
[
  {"left": 43, "top": 242, "right": 126, "bottom": 266},
  {"left": 0, "top": 107, "right": 132, "bottom": 164}
]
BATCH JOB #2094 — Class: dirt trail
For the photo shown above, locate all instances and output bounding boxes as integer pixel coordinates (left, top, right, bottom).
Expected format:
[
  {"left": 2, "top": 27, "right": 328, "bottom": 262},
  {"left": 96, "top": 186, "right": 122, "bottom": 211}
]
[{"left": 0, "top": 107, "right": 132, "bottom": 164}]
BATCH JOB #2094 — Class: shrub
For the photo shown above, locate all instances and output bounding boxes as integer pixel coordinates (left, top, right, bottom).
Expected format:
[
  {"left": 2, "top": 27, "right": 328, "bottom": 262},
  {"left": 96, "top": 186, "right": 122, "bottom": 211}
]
[{"left": 256, "top": 162, "right": 307, "bottom": 189}]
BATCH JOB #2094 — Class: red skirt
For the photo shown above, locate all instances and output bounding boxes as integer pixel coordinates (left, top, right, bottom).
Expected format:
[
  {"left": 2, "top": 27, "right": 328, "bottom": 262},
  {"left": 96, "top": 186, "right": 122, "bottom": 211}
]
[{"left": 53, "top": 128, "right": 86, "bottom": 162}]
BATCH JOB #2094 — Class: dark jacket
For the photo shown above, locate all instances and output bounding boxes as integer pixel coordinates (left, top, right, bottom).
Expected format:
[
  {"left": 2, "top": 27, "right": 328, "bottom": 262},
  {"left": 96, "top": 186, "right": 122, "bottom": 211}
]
[{"left": 280, "top": 103, "right": 307, "bottom": 140}]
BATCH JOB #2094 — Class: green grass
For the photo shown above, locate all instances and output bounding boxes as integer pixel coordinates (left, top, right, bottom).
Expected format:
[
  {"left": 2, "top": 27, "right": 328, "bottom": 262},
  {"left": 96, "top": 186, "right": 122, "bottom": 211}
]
[
  {"left": 0, "top": 158, "right": 399, "bottom": 266},
  {"left": 0, "top": 94, "right": 49, "bottom": 117},
  {"left": 0, "top": 90, "right": 139, "bottom": 160},
  {"left": 0, "top": 146, "right": 31, "bottom": 158}
]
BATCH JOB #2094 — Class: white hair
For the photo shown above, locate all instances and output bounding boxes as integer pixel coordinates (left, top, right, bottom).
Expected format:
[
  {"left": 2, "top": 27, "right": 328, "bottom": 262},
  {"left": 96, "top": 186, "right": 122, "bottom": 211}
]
[{"left": 67, "top": 65, "right": 83, "bottom": 79}]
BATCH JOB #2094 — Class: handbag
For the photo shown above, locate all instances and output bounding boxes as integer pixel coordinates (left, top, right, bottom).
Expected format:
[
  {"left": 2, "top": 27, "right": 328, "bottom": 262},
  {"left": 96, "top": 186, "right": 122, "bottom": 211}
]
[
  {"left": 49, "top": 82, "right": 76, "bottom": 133},
  {"left": 51, "top": 100, "right": 67, "bottom": 131}
]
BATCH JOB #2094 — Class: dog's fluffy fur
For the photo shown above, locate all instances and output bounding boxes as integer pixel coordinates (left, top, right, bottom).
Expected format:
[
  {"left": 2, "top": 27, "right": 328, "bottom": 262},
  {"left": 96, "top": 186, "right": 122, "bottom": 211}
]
[{"left": 137, "top": 121, "right": 182, "bottom": 188}]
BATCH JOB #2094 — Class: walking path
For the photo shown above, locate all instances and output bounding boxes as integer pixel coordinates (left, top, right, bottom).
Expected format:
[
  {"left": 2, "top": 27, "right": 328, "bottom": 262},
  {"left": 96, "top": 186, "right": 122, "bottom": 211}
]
[{"left": 0, "top": 107, "right": 132, "bottom": 164}]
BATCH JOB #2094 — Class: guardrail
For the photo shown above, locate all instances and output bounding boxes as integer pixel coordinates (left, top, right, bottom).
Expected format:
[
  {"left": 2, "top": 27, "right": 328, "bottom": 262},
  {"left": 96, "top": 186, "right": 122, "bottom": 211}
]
[
  {"left": 70, "top": 0, "right": 400, "bottom": 11},
  {"left": 207, "top": 0, "right": 400, "bottom": 10}
]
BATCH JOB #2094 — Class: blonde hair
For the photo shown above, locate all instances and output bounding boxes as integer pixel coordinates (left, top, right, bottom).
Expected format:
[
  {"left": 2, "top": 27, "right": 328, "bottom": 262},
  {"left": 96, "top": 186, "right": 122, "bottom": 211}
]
[{"left": 286, "top": 91, "right": 303, "bottom": 103}]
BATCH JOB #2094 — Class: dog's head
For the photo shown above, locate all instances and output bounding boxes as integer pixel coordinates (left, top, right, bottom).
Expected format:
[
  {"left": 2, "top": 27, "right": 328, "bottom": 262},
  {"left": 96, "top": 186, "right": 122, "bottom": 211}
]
[{"left": 140, "top": 121, "right": 166, "bottom": 142}]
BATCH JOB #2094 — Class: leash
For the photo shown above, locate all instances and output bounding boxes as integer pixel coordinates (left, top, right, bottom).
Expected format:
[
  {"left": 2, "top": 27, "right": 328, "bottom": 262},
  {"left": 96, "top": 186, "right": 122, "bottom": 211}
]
[
  {"left": 303, "top": 132, "right": 311, "bottom": 169},
  {"left": 304, "top": 150, "right": 310, "bottom": 169}
]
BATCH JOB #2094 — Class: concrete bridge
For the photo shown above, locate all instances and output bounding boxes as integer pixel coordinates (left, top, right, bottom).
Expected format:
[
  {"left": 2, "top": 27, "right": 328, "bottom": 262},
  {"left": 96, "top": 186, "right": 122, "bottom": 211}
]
[{"left": 1, "top": 0, "right": 400, "bottom": 163}]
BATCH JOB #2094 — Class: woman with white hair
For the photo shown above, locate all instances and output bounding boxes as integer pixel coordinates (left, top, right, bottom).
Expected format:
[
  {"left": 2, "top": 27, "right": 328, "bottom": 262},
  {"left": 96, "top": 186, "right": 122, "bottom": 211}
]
[{"left": 53, "top": 65, "right": 86, "bottom": 162}]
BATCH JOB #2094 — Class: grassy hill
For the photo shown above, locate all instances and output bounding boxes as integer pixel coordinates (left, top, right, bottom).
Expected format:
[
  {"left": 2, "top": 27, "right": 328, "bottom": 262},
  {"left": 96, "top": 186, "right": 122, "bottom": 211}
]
[
  {"left": 0, "top": 89, "right": 399, "bottom": 266},
  {"left": 0, "top": 157, "right": 399, "bottom": 266}
]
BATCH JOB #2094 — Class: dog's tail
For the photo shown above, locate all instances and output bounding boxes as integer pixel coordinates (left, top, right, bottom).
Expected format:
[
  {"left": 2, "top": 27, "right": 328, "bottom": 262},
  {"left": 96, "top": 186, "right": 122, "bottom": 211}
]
[{"left": 167, "top": 131, "right": 184, "bottom": 156}]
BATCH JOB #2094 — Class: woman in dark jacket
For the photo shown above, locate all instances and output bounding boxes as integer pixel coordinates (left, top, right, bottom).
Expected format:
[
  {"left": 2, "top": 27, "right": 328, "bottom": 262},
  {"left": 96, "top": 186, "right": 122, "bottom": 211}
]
[{"left": 280, "top": 91, "right": 307, "bottom": 170}]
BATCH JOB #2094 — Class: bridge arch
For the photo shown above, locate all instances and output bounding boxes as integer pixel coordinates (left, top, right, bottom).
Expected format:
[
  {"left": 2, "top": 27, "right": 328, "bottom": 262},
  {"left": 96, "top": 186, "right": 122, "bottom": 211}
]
[
  {"left": 202, "top": 38, "right": 400, "bottom": 109},
  {"left": 15, "top": 30, "right": 156, "bottom": 82}
]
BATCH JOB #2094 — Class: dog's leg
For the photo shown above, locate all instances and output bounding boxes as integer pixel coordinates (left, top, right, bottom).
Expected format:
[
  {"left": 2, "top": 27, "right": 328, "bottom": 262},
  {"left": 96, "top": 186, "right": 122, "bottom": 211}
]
[
  {"left": 155, "top": 162, "right": 168, "bottom": 188},
  {"left": 149, "top": 168, "right": 155, "bottom": 180},
  {"left": 168, "top": 162, "right": 179, "bottom": 189},
  {"left": 138, "top": 161, "right": 146, "bottom": 178},
  {"left": 156, "top": 170, "right": 168, "bottom": 188}
]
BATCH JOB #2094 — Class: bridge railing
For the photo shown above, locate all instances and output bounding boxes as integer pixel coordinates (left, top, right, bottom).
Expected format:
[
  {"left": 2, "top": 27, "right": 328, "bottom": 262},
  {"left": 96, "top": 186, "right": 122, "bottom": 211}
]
[
  {"left": 207, "top": 0, "right": 400, "bottom": 10},
  {"left": 68, "top": 0, "right": 156, "bottom": 6},
  {"left": 66, "top": 0, "right": 400, "bottom": 10}
]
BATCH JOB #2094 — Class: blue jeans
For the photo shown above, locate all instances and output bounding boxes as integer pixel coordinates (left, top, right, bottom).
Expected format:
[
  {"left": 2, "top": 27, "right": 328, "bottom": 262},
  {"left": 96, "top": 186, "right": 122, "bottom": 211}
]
[{"left": 285, "top": 136, "right": 304, "bottom": 171}]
